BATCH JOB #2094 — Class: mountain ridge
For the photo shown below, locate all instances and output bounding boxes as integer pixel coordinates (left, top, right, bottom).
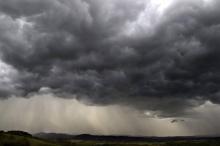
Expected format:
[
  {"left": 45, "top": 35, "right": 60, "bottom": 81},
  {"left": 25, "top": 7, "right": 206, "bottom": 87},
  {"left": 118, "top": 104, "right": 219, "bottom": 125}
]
[{"left": 34, "top": 132, "right": 220, "bottom": 142}]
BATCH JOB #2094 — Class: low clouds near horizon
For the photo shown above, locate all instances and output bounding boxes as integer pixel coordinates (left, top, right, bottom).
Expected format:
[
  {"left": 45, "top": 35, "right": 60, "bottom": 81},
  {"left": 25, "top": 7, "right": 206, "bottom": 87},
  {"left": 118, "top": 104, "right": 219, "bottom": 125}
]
[
  {"left": 1, "top": 93, "right": 220, "bottom": 136},
  {"left": 0, "top": 0, "right": 220, "bottom": 135}
]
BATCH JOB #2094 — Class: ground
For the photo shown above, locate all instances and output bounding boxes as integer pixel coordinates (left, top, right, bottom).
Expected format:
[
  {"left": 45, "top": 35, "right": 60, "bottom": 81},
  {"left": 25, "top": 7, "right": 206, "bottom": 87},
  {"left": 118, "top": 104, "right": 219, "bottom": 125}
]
[{"left": 0, "top": 132, "right": 220, "bottom": 146}]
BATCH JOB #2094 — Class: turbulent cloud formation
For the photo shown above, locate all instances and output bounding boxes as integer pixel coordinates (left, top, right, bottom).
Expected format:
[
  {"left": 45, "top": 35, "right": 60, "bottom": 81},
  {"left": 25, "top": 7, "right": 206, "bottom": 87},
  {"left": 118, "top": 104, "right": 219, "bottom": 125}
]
[{"left": 0, "top": 0, "right": 220, "bottom": 117}]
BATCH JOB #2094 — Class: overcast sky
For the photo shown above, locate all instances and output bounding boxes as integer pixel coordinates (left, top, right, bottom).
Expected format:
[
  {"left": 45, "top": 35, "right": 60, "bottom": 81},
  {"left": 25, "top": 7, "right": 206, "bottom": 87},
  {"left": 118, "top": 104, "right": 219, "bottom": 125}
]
[{"left": 0, "top": 0, "right": 220, "bottom": 136}]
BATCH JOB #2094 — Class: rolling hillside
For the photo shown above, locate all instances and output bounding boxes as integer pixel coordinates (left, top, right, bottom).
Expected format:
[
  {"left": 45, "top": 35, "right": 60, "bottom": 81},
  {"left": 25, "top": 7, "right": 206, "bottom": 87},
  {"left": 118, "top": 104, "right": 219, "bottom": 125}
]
[
  {"left": 0, "top": 131, "right": 60, "bottom": 146},
  {"left": 1, "top": 131, "right": 220, "bottom": 146}
]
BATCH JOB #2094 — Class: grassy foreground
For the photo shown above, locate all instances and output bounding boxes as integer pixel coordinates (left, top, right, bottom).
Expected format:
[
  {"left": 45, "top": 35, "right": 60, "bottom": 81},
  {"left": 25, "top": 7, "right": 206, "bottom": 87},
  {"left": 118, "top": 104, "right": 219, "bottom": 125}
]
[{"left": 0, "top": 132, "right": 220, "bottom": 146}]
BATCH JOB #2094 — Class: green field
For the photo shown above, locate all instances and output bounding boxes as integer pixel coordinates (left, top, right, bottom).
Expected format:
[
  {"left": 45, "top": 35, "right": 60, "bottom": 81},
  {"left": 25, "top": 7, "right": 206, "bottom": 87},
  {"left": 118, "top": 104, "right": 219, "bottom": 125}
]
[{"left": 0, "top": 132, "right": 220, "bottom": 146}]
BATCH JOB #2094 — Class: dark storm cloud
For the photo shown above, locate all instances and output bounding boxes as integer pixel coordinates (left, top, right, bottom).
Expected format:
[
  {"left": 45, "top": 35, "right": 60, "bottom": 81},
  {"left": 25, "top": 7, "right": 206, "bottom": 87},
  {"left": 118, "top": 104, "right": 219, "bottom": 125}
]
[
  {"left": 171, "top": 119, "right": 185, "bottom": 123},
  {"left": 0, "top": 0, "right": 220, "bottom": 117}
]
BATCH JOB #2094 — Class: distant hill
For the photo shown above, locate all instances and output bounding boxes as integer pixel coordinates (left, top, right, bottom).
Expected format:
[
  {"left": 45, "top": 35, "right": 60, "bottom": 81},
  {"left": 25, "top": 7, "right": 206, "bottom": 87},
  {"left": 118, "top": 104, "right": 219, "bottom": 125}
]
[
  {"left": 1, "top": 131, "right": 220, "bottom": 146},
  {"left": 34, "top": 132, "right": 75, "bottom": 140},
  {"left": 6, "top": 130, "right": 32, "bottom": 137},
  {"left": 72, "top": 134, "right": 220, "bottom": 142},
  {"left": 34, "top": 132, "right": 220, "bottom": 142}
]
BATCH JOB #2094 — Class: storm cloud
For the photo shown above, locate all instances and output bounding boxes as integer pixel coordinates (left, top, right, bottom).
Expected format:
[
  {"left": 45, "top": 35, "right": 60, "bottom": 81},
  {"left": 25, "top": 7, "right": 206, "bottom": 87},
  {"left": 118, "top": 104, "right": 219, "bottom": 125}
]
[{"left": 0, "top": 0, "right": 220, "bottom": 117}]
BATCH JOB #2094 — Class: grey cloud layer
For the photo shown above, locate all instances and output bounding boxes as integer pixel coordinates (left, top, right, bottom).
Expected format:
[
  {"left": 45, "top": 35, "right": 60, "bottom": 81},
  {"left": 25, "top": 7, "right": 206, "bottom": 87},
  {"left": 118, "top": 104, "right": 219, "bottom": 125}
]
[{"left": 0, "top": 0, "right": 220, "bottom": 117}]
